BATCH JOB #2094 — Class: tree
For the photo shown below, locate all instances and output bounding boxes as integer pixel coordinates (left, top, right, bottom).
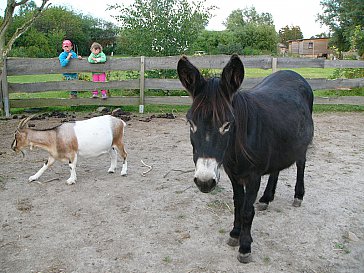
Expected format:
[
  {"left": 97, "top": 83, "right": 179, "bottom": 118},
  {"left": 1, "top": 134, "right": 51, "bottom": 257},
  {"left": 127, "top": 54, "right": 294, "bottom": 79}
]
[
  {"left": 109, "top": 0, "right": 215, "bottom": 56},
  {"left": 318, "top": 0, "right": 364, "bottom": 56},
  {"left": 0, "top": 0, "right": 49, "bottom": 74},
  {"left": 279, "top": 25, "right": 303, "bottom": 47},
  {"left": 224, "top": 7, "right": 274, "bottom": 31},
  {"left": 6, "top": 6, "right": 119, "bottom": 57},
  {"left": 221, "top": 7, "right": 277, "bottom": 55}
]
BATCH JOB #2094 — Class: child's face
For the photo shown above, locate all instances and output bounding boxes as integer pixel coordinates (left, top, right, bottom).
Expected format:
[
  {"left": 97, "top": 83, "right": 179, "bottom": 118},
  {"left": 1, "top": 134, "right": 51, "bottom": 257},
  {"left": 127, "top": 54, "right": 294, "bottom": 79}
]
[
  {"left": 92, "top": 48, "right": 100, "bottom": 55},
  {"left": 63, "top": 45, "right": 72, "bottom": 53}
]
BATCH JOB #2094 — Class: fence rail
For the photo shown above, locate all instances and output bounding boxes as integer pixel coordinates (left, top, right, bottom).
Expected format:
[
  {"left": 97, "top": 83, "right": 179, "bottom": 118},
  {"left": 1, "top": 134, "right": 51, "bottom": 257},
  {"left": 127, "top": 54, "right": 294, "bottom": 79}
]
[{"left": 1, "top": 55, "right": 364, "bottom": 116}]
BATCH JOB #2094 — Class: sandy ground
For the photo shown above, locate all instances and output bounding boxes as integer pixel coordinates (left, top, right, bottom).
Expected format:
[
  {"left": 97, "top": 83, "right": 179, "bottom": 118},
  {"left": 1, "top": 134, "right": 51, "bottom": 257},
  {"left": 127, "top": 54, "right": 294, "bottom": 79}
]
[{"left": 0, "top": 111, "right": 363, "bottom": 273}]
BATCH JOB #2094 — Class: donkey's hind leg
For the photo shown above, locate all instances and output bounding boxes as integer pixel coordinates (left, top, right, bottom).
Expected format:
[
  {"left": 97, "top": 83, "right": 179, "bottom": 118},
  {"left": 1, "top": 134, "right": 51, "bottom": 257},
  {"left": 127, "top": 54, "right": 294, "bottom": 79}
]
[
  {"left": 293, "top": 156, "right": 306, "bottom": 207},
  {"left": 256, "top": 171, "right": 279, "bottom": 211}
]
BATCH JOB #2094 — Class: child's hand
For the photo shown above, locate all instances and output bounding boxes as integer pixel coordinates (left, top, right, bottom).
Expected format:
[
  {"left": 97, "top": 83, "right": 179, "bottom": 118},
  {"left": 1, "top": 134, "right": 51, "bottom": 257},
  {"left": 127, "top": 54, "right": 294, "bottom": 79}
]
[
  {"left": 67, "top": 53, "right": 73, "bottom": 59},
  {"left": 78, "top": 55, "right": 83, "bottom": 60}
]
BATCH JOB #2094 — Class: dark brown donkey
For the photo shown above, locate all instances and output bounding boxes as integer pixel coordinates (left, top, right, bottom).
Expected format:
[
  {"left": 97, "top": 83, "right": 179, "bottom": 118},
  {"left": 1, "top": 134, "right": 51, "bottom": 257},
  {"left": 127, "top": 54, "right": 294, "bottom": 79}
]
[{"left": 177, "top": 54, "right": 314, "bottom": 263}]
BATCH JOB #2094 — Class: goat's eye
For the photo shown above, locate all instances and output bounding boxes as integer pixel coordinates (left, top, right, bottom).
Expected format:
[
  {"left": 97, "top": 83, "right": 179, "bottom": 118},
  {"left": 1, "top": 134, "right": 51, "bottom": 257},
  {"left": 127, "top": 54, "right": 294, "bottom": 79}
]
[
  {"left": 188, "top": 120, "right": 197, "bottom": 133},
  {"left": 219, "top": 122, "right": 231, "bottom": 135}
]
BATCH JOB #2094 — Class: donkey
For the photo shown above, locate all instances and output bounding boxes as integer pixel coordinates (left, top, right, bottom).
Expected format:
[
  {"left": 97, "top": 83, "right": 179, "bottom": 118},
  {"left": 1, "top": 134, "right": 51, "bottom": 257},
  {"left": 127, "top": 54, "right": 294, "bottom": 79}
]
[{"left": 177, "top": 54, "right": 314, "bottom": 263}]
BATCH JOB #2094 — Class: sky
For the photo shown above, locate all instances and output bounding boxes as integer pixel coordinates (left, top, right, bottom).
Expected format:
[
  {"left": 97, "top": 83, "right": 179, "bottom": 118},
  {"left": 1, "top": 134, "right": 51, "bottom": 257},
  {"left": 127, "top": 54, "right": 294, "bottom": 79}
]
[{"left": 23, "top": 0, "right": 329, "bottom": 38}]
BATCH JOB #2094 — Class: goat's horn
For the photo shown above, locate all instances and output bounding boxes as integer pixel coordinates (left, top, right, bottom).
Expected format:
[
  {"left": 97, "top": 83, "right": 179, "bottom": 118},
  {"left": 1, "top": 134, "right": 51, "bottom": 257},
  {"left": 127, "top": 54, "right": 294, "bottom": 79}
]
[{"left": 18, "top": 115, "right": 36, "bottom": 129}]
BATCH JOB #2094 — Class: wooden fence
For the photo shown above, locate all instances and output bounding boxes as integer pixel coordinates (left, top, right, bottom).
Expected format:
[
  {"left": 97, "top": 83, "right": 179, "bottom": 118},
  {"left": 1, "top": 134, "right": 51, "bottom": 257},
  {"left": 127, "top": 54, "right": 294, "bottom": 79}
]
[{"left": 1, "top": 55, "right": 364, "bottom": 116}]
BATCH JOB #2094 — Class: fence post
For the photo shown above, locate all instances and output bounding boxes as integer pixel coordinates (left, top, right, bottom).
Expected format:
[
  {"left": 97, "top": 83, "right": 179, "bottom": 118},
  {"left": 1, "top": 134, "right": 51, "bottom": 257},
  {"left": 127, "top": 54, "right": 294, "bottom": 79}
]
[
  {"left": 272, "top": 57, "right": 278, "bottom": 73},
  {"left": 1, "top": 59, "right": 10, "bottom": 117},
  {"left": 139, "top": 56, "right": 145, "bottom": 113}
]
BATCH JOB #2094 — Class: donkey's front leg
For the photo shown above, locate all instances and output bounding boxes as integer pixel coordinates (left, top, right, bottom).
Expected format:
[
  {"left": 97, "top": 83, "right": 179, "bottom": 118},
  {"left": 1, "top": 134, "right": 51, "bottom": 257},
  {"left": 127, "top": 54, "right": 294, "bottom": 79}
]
[
  {"left": 67, "top": 153, "right": 77, "bottom": 185},
  {"left": 237, "top": 175, "right": 261, "bottom": 263},
  {"left": 29, "top": 156, "right": 55, "bottom": 182},
  {"left": 227, "top": 181, "right": 244, "bottom": 247}
]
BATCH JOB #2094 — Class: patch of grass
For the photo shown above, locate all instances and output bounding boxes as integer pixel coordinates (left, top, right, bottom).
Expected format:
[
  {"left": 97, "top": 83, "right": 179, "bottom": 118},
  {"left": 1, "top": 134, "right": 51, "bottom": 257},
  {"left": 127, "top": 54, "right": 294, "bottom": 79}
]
[
  {"left": 334, "top": 242, "right": 351, "bottom": 254},
  {"left": 210, "top": 185, "right": 225, "bottom": 195},
  {"left": 313, "top": 104, "right": 364, "bottom": 112},
  {"left": 162, "top": 256, "right": 172, "bottom": 263},
  {"left": 218, "top": 228, "right": 226, "bottom": 234},
  {"left": 314, "top": 87, "right": 364, "bottom": 97},
  {"left": 263, "top": 256, "right": 271, "bottom": 265}
]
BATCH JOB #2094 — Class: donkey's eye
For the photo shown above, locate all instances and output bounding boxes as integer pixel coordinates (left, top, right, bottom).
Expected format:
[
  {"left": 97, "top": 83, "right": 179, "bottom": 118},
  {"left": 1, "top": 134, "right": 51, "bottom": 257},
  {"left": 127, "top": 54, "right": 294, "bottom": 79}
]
[{"left": 219, "top": 122, "right": 231, "bottom": 135}]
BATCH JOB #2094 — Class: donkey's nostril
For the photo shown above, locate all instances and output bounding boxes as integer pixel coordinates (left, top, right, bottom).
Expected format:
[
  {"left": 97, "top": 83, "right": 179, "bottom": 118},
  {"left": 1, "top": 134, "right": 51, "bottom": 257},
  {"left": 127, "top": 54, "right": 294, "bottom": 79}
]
[{"left": 194, "top": 177, "right": 216, "bottom": 193}]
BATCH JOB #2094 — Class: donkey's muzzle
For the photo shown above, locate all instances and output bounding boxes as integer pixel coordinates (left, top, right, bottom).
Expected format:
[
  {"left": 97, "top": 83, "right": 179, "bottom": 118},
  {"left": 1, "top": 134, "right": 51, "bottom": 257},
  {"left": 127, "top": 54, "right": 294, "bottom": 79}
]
[
  {"left": 194, "top": 177, "right": 216, "bottom": 193},
  {"left": 193, "top": 158, "right": 220, "bottom": 193}
]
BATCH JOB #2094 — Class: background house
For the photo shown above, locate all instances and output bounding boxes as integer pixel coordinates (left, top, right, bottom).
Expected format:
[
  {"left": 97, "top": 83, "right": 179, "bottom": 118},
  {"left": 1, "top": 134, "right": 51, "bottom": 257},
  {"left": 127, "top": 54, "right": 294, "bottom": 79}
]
[{"left": 288, "top": 38, "right": 330, "bottom": 58}]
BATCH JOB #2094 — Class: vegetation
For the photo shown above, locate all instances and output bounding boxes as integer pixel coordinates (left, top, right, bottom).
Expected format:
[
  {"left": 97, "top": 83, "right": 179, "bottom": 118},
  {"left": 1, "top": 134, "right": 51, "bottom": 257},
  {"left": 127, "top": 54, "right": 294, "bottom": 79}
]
[
  {"left": 109, "top": 0, "right": 215, "bottom": 56},
  {"left": 318, "top": 0, "right": 364, "bottom": 56}
]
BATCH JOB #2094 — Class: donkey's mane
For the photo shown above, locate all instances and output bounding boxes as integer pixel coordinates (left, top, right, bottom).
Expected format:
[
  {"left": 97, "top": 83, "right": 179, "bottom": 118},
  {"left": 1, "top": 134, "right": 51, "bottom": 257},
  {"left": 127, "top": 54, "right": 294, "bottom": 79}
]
[{"left": 190, "top": 78, "right": 233, "bottom": 125}]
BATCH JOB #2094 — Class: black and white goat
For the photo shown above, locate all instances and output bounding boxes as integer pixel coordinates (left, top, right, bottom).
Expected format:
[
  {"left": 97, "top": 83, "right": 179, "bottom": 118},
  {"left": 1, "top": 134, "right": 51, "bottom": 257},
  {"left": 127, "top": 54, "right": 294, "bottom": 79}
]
[{"left": 11, "top": 115, "right": 128, "bottom": 184}]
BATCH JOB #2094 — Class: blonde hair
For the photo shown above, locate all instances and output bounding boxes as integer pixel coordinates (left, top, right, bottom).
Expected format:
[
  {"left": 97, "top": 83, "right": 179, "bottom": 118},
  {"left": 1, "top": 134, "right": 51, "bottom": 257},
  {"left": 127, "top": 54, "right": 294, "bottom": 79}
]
[{"left": 90, "top": 42, "right": 103, "bottom": 52}]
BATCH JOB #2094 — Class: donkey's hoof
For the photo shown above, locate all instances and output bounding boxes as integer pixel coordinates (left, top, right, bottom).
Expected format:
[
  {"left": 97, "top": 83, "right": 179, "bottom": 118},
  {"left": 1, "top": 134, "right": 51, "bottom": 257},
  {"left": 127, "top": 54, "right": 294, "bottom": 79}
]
[
  {"left": 256, "top": 202, "right": 269, "bottom": 211},
  {"left": 237, "top": 252, "right": 252, "bottom": 263},
  {"left": 108, "top": 169, "right": 115, "bottom": 173},
  {"left": 292, "top": 198, "right": 302, "bottom": 207},
  {"left": 227, "top": 237, "right": 239, "bottom": 247}
]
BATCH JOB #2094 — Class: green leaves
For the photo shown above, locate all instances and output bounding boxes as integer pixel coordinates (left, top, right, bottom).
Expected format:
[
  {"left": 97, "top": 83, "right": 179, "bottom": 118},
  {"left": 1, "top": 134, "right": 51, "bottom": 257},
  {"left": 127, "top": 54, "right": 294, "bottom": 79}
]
[{"left": 110, "top": 0, "right": 214, "bottom": 57}]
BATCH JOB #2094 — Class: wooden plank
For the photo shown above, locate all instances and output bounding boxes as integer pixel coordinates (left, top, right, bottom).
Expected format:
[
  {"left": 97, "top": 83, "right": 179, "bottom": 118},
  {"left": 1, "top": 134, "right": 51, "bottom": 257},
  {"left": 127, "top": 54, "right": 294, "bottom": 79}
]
[
  {"left": 324, "top": 60, "right": 364, "bottom": 68},
  {"left": 6, "top": 57, "right": 141, "bottom": 75},
  {"left": 9, "top": 97, "right": 140, "bottom": 108},
  {"left": 307, "top": 78, "right": 364, "bottom": 90},
  {"left": 5, "top": 56, "right": 364, "bottom": 76},
  {"left": 139, "top": 56, "right": 145, "bottom": 112},
  {"left": 277, "top": 57, "right": 324, "bottom": 68},
  {"left": 144, "top": 78, "right": 264, "bottom": 90},
  {"left": 2, "top": 60, "right": 10, "bottom": 116},
  {"left": 145, "top": 96, "right": 192, "bottom": 105},
  {"left": 314, "top": 96, "right": 364, "bottom": 105},
  {"left": 9, "top": 80, "right": 140, "bottom": 93}
]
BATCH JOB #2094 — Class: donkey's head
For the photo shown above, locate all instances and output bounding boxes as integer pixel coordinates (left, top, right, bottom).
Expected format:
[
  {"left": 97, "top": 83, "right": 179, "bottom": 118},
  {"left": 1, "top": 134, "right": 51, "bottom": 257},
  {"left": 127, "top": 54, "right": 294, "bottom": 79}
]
[
  {"left": 11, "top": 115, "right": 34, "bottom": 154},
  {"left": 177, "top": 55, "right": 244, "bottom": 193}
]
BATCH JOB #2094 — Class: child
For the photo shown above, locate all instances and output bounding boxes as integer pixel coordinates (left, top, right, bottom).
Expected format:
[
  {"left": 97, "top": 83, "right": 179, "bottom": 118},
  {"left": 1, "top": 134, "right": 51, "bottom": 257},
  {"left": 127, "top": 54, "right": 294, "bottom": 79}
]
[
  {"left": 88, "top": 42, "right": 108, "bottom": 99},
  {"left": 58, "top": 39, "right": 82, "bottom": 99}
]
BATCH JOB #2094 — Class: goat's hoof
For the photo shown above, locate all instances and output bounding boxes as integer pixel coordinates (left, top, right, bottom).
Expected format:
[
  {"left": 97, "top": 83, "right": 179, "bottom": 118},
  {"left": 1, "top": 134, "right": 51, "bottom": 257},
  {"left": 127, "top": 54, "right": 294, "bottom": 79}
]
[
  {"left": 66, "top": 179, "right": 76, "bottom": 185},
  {"left": 28, "top": 176, "right": 37, "bottom": 182},
  {"left": 120, "top": 172, "right": 127, "bottom": 177},
  {"left": 293, "top": 198, "right": 302, "bottom": 207},
  {"left": 237, "top": 252, "right": 252, "bottom": 263},
  {"left": 256, "top": 202, "right": 269, "bottom": 211},
  {"left": 227, "top": 237, "right": 239, "bottom": 247},
  {"left": 108, "top": 169, "right": 115, "bottom": 173}
]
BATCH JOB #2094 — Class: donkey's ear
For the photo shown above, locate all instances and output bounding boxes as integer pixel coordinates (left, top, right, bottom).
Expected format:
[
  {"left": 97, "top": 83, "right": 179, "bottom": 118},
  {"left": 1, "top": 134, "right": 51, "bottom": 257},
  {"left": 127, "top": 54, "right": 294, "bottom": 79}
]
[
  {"left": 221, "top": 54, "right": 244, "bottom": 98},
  {"left": 177, "top": 56, "right": 204, "bottom": 98}
]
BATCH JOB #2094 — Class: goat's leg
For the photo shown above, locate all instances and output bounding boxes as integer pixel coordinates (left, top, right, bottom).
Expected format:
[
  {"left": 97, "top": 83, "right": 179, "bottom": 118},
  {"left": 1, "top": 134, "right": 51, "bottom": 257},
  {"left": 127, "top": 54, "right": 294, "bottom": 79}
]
[
  {"left": 114, "top": 143, "right": 128, "bottom": 176},
  {"left": 67, "top": 153, "right": 77, "bottom": 185},
  {"left": 29, "top": 156, "right": 55, "bottom": 182},
  {"left": 108, "top": 148, "right": 117, "bottom": 173}
]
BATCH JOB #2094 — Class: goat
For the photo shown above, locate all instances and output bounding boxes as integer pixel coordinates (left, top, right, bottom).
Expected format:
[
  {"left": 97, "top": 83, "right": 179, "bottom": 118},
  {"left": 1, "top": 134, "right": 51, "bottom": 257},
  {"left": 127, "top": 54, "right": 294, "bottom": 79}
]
[{"left": 11, "top": 115, "right": 128, "bottom": 184}]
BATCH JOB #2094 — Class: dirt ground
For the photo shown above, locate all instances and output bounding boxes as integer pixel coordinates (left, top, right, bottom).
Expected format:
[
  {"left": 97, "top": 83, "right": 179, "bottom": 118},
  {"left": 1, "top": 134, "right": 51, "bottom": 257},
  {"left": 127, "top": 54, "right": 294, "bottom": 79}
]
[{"left": 0, "top": 111, "right": 363, "bottom": 273}]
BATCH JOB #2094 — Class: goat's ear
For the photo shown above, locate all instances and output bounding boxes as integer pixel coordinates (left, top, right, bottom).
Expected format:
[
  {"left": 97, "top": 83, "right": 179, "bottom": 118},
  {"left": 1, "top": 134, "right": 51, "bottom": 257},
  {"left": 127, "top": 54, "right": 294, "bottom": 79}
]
[
  {"left": 177, "top": 55, "right": 205, "bottom": 98},
  {"left": 221, "top": 54, "right": 244, "bottom": 99}
]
